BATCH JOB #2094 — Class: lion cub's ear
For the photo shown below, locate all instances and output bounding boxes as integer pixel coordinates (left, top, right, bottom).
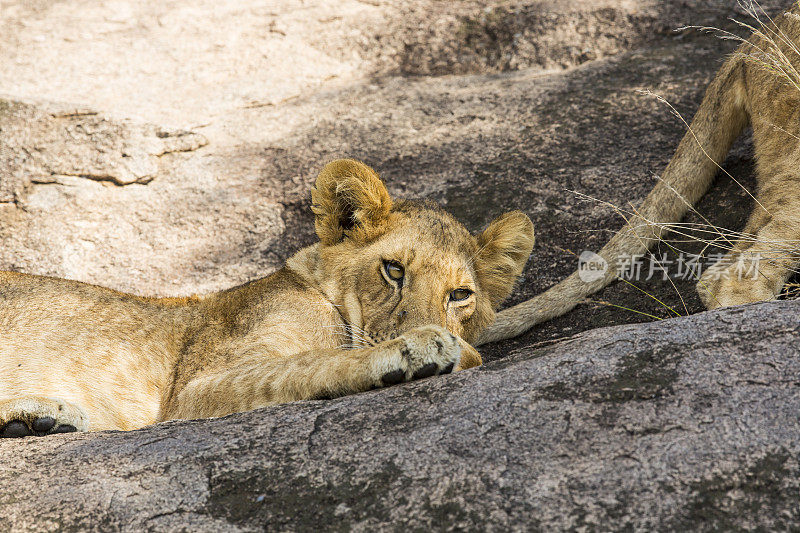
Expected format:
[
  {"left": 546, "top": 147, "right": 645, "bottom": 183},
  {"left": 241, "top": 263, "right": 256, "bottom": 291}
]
[
  {"left": 311, "top": 159, "right": 394, "bottom": 245},
  {"left": 474, "top": 211, "right": 535, "bottom": 309}
]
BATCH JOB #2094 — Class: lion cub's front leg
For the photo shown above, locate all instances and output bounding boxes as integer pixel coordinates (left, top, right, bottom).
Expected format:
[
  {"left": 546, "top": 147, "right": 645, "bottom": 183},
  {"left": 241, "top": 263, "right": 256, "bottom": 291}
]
[
  {"left": 0, "top": 397, "right": 88, "bottom": 438},
  {"left": 167, "top": 325, "right": 473, "bottom": 421}
]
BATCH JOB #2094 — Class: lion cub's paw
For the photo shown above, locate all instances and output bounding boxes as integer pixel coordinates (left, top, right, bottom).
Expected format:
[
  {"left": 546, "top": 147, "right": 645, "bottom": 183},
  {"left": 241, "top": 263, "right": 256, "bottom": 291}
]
[
  {"left": 0, "top": 397, "right": 88, "bottom": 438},
  {"left": 374, "top": 325, "right": 461, "bottom": 387}
]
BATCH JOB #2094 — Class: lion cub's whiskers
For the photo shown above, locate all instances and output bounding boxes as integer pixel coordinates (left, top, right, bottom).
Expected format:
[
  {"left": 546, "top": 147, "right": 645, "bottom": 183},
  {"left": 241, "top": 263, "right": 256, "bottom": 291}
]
[{"left": 322, "top": 324, "right": 376, "bottom": 348}]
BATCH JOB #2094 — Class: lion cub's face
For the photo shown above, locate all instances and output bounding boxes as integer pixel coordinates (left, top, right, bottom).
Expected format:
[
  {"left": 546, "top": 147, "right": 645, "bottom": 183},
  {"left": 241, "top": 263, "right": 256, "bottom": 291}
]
[{"left": 311, "top": 159, "right": 534, "bottom": 350}]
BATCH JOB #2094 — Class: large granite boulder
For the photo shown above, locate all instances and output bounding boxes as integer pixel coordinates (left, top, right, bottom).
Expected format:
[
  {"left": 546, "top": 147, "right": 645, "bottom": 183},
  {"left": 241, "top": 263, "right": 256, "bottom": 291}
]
[{"left": 2, "top": 300, "right": 799, "bottom": 531}]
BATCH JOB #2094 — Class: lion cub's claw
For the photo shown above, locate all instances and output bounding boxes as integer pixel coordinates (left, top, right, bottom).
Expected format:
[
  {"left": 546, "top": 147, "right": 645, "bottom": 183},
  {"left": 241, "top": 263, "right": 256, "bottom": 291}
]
[{"left": 376, "top": 326, "right": 461, "bottom": 388}]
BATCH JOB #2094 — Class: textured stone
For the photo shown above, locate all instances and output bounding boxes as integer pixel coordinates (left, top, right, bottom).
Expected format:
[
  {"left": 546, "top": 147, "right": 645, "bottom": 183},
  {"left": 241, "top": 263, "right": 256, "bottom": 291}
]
[{"left": 1, "top": 300, "right": 799, "bottom": 531}]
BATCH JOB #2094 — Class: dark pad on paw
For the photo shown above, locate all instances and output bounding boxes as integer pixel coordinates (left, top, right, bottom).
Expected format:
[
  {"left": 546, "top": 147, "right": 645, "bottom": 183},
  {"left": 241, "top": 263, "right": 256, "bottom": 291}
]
[
  {"left": 51, "top": 425, "right": 77, "bottom": 434},
  {"left": 412, "top": 363, "right": 438, "bottom": 380},
  {"left": 440, "top": 362, "right": 454, "bottom": 375},
  {"left": 32, "top": 416, "right": 56, "bottom": 434},
  {"left": 2, "top": 421, "right": 31, "bottom": 438},
  {"left": 381, "top": 369, "right": 405, "bottom": 386}
]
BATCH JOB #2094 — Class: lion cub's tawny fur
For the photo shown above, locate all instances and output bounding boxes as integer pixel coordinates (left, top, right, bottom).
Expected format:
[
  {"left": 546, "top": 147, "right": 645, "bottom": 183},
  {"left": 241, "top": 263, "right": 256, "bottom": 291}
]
[
  {"left": 0, "top": 159, "right": 534, "bottom": 435},
  {"left": 481, "top": 3, "right": 800, "bottom": 344}
]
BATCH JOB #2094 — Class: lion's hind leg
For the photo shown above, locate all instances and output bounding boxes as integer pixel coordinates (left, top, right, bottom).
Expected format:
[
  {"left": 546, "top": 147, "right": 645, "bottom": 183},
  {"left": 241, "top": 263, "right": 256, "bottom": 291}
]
[
  {"left": 0, "top": 397, "right": 89, "bottom": 438},
  {"left": 697, "top": 173, "right": 800, "bottom": 308}
]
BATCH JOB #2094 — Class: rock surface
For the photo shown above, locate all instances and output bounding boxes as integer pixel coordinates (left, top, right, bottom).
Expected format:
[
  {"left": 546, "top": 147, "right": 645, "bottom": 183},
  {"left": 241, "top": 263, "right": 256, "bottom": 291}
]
[
  {"left": 1, "top": 0, "right": 799, "bottom": 530},
  {"left": 2, "top": 300, "right": 800, "bottom": 531}
]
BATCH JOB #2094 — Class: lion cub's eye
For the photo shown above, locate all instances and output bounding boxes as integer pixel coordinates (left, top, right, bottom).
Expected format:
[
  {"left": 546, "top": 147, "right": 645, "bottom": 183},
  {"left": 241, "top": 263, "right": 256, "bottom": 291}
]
[
  {"left": 383, "top": 261, "right": 404, "bottom": 283},
  {"left": 449, "top": 288, "right": 473, "bottom": 302}
]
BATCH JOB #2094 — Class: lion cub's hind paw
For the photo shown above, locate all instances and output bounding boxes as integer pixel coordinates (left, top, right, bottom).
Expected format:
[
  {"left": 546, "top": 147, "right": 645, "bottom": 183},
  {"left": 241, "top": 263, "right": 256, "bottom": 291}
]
[
  {"left": 0, "top": 397, "right": 88, "bottom": 438},
  {"left": 378, "top": 326, "right": 460, "bottom": 387},
  {"left": 2, "top": 418, "right": 77, "bottom": 438}
]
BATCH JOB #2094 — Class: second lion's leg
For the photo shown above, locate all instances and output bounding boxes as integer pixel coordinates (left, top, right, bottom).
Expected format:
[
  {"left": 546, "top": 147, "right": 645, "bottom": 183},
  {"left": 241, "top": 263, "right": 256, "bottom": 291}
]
[
  {"left": 0, "top": 397, "right": 89, "bottom": 438},
  {"left": 698, "top": 175, "right": 800, "bottom": 308}
]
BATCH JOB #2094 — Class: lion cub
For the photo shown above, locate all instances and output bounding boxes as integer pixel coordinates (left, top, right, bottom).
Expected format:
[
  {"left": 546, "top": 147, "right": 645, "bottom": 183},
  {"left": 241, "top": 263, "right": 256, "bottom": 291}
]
[{"left": 0, "top": 159, "right": 534, "bottom": 436}]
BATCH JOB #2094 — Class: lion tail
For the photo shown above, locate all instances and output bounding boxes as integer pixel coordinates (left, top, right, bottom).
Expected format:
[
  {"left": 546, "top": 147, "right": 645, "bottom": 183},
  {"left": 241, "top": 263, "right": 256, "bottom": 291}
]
[{"left": 477, "top": 53, "right": 749, "bottom": 345}]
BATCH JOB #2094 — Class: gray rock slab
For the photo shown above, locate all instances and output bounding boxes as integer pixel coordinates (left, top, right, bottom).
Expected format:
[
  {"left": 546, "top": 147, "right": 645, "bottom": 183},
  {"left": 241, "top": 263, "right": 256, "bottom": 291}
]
[{"left": 1, "top": 300, "right": 798, "bottom": 531}]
